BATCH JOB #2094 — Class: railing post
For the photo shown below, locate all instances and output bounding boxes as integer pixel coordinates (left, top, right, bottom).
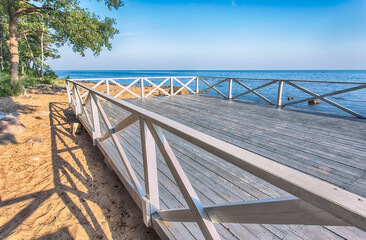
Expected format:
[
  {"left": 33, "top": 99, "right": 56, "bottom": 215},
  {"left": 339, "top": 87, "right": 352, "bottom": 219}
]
[
  {"left": 228, "top": 78, "right": 233, "bottom": 99},
  {"left": 73, "top": 85, "right": 81, "bottom": 117},
  {"left": 170, "top": 77, "right": 174, "bottom": 95},
  {"left": 196, "top": 77, "right": 199, "bottom": 94},
  {"left": 90, "top": 93, "right": 101, "bottom": 145},
  {"left": 276, "top": 80, "right": 284, "bottom": 108},
  {"left": 66, "top": 81, "right": 72, "bottom": 104},
  {"left": 140, "top": 119, "right": 159, "bottom": 227},
  {"left": 140, "top": 78, "right": 144, "bottom": 98},
  {"left": 106, "top": 79, "right": 110, "bottom": 95}
]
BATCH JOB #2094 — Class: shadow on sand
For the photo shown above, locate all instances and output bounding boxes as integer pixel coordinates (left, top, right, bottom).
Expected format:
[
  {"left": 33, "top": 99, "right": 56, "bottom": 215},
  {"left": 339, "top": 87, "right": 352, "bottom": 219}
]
[{"left": 0, "top": 101, "right": 159, "bottom": 239}]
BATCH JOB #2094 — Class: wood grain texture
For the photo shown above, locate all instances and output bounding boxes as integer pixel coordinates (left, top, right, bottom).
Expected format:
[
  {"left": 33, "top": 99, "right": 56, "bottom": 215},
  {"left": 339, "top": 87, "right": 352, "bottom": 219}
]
[{"left": 75, "top": 85, "right": 366, "bottom": 239}]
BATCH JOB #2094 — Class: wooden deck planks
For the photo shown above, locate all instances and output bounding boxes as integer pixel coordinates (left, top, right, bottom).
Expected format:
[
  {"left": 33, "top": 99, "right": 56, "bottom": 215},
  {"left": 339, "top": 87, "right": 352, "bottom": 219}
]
[
  {"left": 78, "top": 94, "right": 366, "bottom": 240},
  {"left": 127, "top": 95, "right": 366, "bottom": 195},
  {"left": 101, "top": 100, "right": 362, "bottom": 239}
]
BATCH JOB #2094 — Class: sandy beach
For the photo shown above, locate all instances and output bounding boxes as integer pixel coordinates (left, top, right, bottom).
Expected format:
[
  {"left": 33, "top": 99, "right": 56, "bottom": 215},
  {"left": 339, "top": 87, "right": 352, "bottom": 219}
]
[{"left": 0, "top": 86, "right": 160, "bottom": 239}]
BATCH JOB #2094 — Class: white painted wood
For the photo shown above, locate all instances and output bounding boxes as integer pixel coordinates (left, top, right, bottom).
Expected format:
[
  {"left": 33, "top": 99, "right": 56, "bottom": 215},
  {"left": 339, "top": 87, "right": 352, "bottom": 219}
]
[
  {"left": 228, "top": 79, "right": 233, "bottom": 99},
  {"left": 199, "top": 76, "right": 366, "bottom": 85},
  {"left": 196, "top": 77, "right": 199, "bottom": 94},
  {"left": 157, "top": 197, "right": 348, "bottom": 225},
  {"left": 233, "top": 79, "right": 274, "bottom": 104},
  {"left": 68, "top": 79, "right": 366, "bottom": 232},
  {"left": 99, "top": 113, "right": 139, "bottom": 142},
  {"left": 96, "top": 139, "right": 144, "bottom": 211},
  {"left": 146, "top": 122, "right": 221, "bottom": 240},
  {"left": 276, "top": 80, "right": 284, "bottom": 108},
  {"left": 92, "top": 94, "right": 145, "bottom": 199},
  {"left": 81, "top": 79, "right": 105, "bottom": 98},
  {"left": 199, "top": 78, "right": 227, "bottom": 98},
  {"left": 232, "top": 80, "right": 277, "bottom": 100},
  {"left": 140, "top": 78, "right": 144, "bottom": 98},
  {"left": 285, "top": 81, "right": 364, "bottom": 118},
  {"left": 90, "top": 93, "right": 101, "bottom": 144},
  {"left": 74, "top": 87, "right": 93, "bottom": 132},
  {"left": 173, "top": 77, "right": 196, "bottom": 95},
  {"left": 144, "top": 77, "right": 171, "bottom": 97},
  {"left": 72, "top": 76, "right": 196, "bottom": 81},
  {"left": 110, "top": 78, "right": 141, "bottom": 99},
  {"left": 106, "top": 79, "right": 110, "bottom": 95},
  {"left": 66, "top": 81, "right": 72, "bottom": 104},
  {"left": 72, "top": 85, "right": 81, "bottom": 117},
  {"left": 140, "top": 119, "right": 159, "bottom": 226},
  {"left": 83, "top": 89, "right": 91, "bottom": 105}
]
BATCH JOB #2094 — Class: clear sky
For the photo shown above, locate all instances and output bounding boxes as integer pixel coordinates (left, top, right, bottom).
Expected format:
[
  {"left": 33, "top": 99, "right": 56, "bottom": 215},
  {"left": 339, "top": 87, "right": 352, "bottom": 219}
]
[{"left": 47, "top": 0, "right": 366, "bottom": 70}]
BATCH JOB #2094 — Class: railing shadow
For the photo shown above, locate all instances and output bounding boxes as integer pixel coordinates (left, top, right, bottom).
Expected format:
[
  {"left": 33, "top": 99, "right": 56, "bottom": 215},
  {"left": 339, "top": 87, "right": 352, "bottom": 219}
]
[
  {"left": 48, "top": 102, "right": 159, "bottom": 239},
  {"left": 0, "top": 101, "right": 158, "bottom": 239}
]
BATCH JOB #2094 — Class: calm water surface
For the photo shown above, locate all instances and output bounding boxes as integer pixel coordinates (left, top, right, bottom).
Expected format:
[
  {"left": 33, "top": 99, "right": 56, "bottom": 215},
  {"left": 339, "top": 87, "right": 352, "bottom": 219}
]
[{"left": 56, "top": 70, "right": 366, "bottom": 117}]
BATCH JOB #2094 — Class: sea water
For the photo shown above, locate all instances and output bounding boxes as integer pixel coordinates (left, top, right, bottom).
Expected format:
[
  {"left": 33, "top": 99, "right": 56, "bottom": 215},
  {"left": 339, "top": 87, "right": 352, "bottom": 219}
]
[{"left": 55, "top": 70, "right": 366, "bottom": 117}]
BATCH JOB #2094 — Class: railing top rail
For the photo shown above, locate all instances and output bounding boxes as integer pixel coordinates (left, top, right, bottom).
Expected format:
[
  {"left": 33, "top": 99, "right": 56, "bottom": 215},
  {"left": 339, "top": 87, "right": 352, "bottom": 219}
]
[
  {"left": 67, "top": 78, "right": 366, "bottom": 230},
  {"left": 70, "top": 76, "right": 197, "bottom": 81},
  {"left": 71, "top": 76, "right": 366, "bottom": 85},
  {"left": 200, "top": 76, "right": 366, "bottom": 85}
]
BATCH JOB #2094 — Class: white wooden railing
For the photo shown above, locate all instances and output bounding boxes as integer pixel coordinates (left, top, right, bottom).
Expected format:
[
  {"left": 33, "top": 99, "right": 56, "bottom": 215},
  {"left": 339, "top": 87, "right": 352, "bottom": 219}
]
[
  {"left": 198, "top": 77, "right": 366, "bottom": 118},
  {"left": 66, "top": 78, "right": 366, "bottom": 240},
  {"left": 73, "top": 76, "right": 366, "bottom": 118}
]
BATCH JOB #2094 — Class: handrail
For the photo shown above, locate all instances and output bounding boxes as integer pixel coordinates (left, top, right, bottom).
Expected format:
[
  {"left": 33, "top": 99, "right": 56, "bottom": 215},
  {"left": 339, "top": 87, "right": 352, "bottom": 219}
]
[
  {"left": 66, "top": 78, "right": 366, "bottom": 239},
  {"left": 70, "top": 76, "right": 197, "bottom": 81},
  {"left": 199, "top": 76, "right": 366, "bottom": 118},
  {"left": 72, "top": 76, "right": 366, "bottom": 118},
  {"left": 200, "top": 76, "right": 366, "bottom": 85}
]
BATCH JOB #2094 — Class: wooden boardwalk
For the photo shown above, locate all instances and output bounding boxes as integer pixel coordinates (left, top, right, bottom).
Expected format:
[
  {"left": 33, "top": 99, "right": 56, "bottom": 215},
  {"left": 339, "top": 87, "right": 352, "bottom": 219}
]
[
  {"left": 127, "top": 95, "right": 366, "bottom": 197},
  {"left": 77, "top": 93, "right": 366, "bottom": 240}
]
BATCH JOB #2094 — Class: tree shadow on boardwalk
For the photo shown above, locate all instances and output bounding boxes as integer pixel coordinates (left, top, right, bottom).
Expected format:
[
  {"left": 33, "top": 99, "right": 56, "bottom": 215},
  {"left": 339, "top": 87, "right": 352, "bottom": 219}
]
[{"left": 0, "top": 101, "right": 158, "bottom": 239}]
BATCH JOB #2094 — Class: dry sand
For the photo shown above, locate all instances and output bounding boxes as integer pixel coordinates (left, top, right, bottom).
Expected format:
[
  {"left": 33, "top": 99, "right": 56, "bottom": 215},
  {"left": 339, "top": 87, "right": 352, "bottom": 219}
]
[{"left": 0, "top": 86, "right": 160, "bottom": 239}]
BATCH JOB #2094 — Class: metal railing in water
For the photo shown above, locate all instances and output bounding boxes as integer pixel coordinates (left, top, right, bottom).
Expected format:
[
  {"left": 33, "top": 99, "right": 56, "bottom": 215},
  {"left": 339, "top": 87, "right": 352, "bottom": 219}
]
[
  {"left": 72, "top": 76, "right": 366, "bottom": 118},
  {"left": 66, "top": 77, "right": 366, "bottom": 240}
]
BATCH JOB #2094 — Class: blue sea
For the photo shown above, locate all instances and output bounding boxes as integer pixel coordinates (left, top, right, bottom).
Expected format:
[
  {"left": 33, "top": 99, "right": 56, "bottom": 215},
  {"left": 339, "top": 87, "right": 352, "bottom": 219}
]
[{"left": 55, "top": 70, "right": 366, "bottom": 117}]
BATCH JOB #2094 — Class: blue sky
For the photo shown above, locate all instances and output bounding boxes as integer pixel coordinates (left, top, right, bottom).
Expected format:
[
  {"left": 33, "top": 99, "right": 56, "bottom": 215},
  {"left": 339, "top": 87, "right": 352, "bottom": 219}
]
[{"left": 47, "top": 0, "right": 366, "bottom": 70}]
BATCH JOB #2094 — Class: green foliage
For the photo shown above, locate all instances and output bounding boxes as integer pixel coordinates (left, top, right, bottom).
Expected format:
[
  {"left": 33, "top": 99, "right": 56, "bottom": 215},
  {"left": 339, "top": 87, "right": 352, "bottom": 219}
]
[
  {"left": 20, "top": 68, "right": 58, "bottom": 86},
  {"left": 21, "top": 69, "right": 39, "bottom": 87},
  {"left": 48, "top": 2, "right": 120, "bottom": 56},
  {"left": 0, "top": 73, "right": 22, "bottom": 96},
  {"left": 0, "top": 0, "right": 124, "bottom": 87},
  {"left": 0, "top": 73, "right": 11, "bottom": 96}
]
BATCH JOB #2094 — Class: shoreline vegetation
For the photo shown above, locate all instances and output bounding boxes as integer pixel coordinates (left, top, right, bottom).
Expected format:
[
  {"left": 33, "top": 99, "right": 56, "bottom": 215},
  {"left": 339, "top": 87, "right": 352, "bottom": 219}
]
[
  {"left": 0, "top": 70, "right": 65, "bottom": 97},
  {"left": 1, "top": 0, "right": 123, "bottom": 95}
]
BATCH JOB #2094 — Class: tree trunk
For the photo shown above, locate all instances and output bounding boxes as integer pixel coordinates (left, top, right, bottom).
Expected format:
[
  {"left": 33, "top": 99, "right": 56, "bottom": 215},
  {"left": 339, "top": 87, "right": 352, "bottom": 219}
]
[
  {"left": 0, "top": 17, "right": 8, "bottom": 72},
  {"left": 0, "top": 34, "right": 3, "bottom": 71},
  {"left": 21, "top": 62, "right": 24, "bottom": 75},
  {"left": 23, "top": 33, "right": 41, "bottom": 78},
  {"left": 8, "top": 5, "right": 19, "bottom": 89},
  {"left": 40, "top": 22, "right": 44, "bottom": 79},
  {"left": 27, "top": 59, "right": 31, "bottom": 69}
]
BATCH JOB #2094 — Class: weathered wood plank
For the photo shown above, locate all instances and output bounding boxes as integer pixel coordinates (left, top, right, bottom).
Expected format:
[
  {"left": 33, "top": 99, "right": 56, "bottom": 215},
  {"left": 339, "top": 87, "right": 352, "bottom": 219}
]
[
  {"left": 101, "top": 102, "right": 352, "bottom": 240},
  {"left": 129, "top": 98, "right": 361, "bottom": 188},
  {"left": 78, "top": 88, "right": 366, "bottom": 239},
  {"left": 100, "top": 105, "right": 290, "bottom": 239},
  {"left": 128, "top": 96, "right": 366, "bottom": 190}
]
